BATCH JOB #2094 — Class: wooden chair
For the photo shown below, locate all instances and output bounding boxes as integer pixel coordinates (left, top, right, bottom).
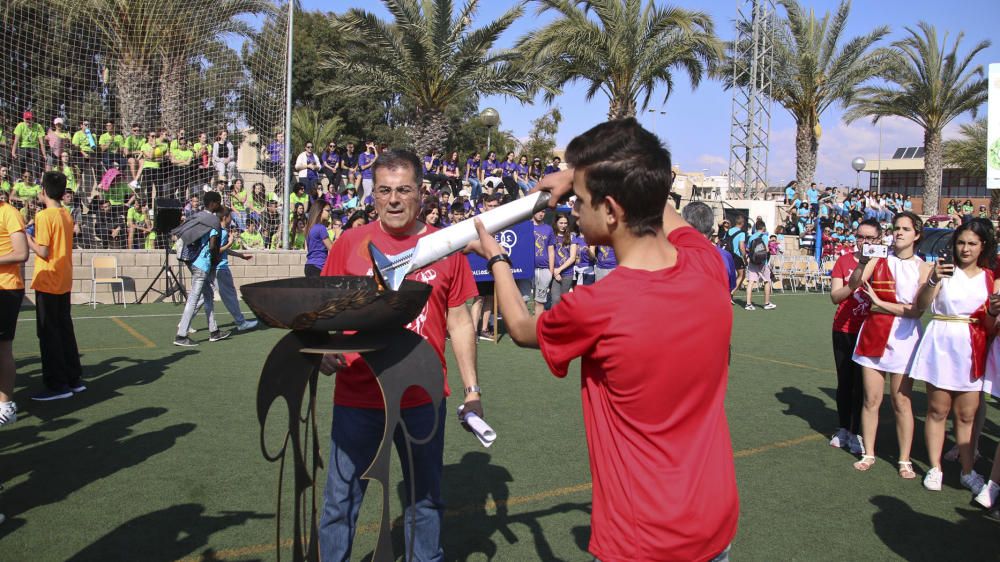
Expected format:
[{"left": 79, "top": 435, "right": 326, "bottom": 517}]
[{"left": 91, "top": 256, "right": 127, "bottom": 308}]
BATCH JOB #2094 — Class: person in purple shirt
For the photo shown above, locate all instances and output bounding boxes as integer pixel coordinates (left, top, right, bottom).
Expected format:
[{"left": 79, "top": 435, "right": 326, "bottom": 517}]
[
  {"left": 422, "top": 151, "right": 446, "bottom": 193},
  {"left": 304, "top": 199, "right": 333, "bottom": 276},
  {"left": 465, "top": 152, "right": 483, "bottom": 199},
  {"left": 572, "top": 224, "right": 596, "bottom": 286},
  {"left": 264, "top": 132, "right": 285, "bottom": 180},
  {"left": 500, "top": 151, "right": 519, "bottom": 199},
  {"left": 514, "top": 155, "right": 531, "bottom": 195},
  {"left": 594, "top": 244, "right": 617, "bottom": 282},
  {"left": 321, "top": 141, "right": 342, "bottom": 188},
  {"left": 357, "top": 141, "right": 378, "bottom": 202},
  {"left": 530, "top": 209, "right": 555, "bottom": 310},
  {"left": 341, "top": 143, "right": 359, "bottom": 187},
  {"left": 528, "top": 157, "right": 543, "bottom": 188},
  {"left": 683, "top": 201, "right": 736, "bottom": 291},
  {"left": 441, "top": 151, "right": 462, "bottom": 196},
  {"left": 548, "top": 213, "right": 578, "bottom": 309},
  {"left": 543, "top": 156, "right": 562, "bottom": 176},
  {"left": 482, "top": 151, "right": 501, "bottom": 195}
]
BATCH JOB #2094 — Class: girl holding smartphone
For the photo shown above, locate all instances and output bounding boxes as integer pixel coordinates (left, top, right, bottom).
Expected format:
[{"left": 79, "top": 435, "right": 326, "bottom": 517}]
[
  {"left": 848, "top": 211, "right": 925, "bottom": 479},
  {"left": 909, "top": 220, "right": 993, "bottom": 493}
]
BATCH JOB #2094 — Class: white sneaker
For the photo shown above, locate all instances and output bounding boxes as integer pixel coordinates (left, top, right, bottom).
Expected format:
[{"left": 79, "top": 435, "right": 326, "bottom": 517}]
[
  {"left": 829, "top": 428, "right": 848, "bottom": 449},
  {"left": 960, "top": 470, "right": 986, "bottom": 495},
  {"left": 923, "top": 467, "right": 943, "bottom": 491},
  {"left": 975, "top": 480, "right": 1000, "bottom": 509},
  {"left": 0, "top": 401, "right": 16, "bottom": 426},
  {"left": 848, "top": 433, "right": 865, "bottom": 455},
  {"left": 763, "top": 302, "right": 777, "bottom": 310},
  {"left": 128, "top": 180, "right": 139, "bottom": 189},
  {"left": 744, "top": 304, "right": 756, "bottom": 311},
  {"left": 237, "top": 319, "right": 259, "bottom": 331}
]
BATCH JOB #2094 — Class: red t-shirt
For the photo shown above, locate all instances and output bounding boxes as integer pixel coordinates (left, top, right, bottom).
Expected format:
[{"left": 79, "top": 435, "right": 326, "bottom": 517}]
[
  {"left": 831, "top": 253, "right": 870, "bottom": 334},
  {"left": 536, "top": 227, "right": 738, "bottom": 562},
  {"left": 321, "top": 221, "right": 478, "bottom": 409}
]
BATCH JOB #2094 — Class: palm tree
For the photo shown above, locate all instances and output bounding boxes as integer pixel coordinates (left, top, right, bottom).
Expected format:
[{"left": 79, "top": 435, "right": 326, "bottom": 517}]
[
  {"left": 516, "top": 0, "right": 721, "bottom": 120},
  {"left": 764, "top": 0, "right": 896, "bottom": 188},
  {"left": 42, "top": 0, "right": 270, "bottom": 132},
  {"left": 845, "top": 22, "right": 989, "bottom": 214},
  {"left": 291, "top": 106, "right": 344, "bottom": 154},
  {"left": 321, "top": 0, "right": 548, "bottom": 156},
  {"left": 944, "top": 118, "right": 987, "bottom": 179}
]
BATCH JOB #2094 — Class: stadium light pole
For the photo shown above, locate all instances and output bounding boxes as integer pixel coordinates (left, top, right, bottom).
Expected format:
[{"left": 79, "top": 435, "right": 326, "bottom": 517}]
[{"left": 281, "top": 0, "right": 294, "bottom": 249}]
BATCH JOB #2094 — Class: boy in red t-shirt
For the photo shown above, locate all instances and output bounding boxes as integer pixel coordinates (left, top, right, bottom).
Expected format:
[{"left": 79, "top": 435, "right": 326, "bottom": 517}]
[{"left": 467, "top": 119, "right": 738, "bottom": 562}]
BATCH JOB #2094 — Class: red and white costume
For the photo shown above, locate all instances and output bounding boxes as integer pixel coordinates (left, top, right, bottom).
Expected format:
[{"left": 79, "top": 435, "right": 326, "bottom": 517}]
[{"left": 852, "top": 254, "right": 924, "bottom": 374}]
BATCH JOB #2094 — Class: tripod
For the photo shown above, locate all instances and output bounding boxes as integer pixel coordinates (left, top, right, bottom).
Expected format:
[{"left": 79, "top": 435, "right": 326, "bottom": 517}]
[{"left": 138, "top": 244, "right": 187, "bottom": 303}]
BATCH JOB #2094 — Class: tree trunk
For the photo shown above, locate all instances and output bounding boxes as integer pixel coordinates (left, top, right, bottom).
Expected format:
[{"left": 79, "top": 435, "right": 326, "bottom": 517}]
[
  {"left": 114, "top": 59, "right": 152, "bottom": 131},
  {"left": 794, "top": 119, "right": 818, "bottom": 188},
  {"left": 411, "top": 109, "right": 448, "bottom": 158},
  {"left": 607, "top": 96, "right": 637, "bottom": 120},
  {"left": 160, "top": 55, "right": 185, "bottom": 134},
  {"left": 923, "top": 129, "right": 943, "bottom": 215}
]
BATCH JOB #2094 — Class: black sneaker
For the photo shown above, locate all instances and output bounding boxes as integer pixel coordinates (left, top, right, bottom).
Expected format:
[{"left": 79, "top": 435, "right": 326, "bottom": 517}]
[
  {"left": 69, "top": 382, "right": 87, "bottom": 393},
  {"left": 31, "top": 388, "right": 74, "bottom": 401},
  {"left": 173, "top": 336, "right": 198, "bottom": 347},
  {"left": 479, "top": 330, "right": 494, "bottom": 341},
  {"left": 209, "top": 330, "right": 232, "bottom": 342}
]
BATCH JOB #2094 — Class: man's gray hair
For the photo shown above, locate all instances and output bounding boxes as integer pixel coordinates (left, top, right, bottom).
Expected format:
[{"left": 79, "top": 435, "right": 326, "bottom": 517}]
[{"left": 681, "top": 201, "right": 715, "bottom": 237}]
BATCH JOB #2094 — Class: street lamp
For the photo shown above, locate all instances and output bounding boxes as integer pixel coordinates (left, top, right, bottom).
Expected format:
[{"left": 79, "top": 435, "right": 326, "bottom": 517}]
[
  {"left": 851, "top": 157, "right": 866, "bottom": 190},
  {"left": 480, "top": 108, "right": 499, "bottom": 152},
  {"left": 647, "top": 108, "right": 666, "bottom": 138}
]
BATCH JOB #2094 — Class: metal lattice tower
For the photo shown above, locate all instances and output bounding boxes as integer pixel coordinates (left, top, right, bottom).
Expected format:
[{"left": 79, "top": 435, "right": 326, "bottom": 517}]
[{"left": 727, "top": 0, "right": 775, "bottom": 200}]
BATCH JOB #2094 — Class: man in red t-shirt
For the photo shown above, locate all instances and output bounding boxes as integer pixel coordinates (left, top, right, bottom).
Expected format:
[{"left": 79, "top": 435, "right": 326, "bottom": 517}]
[
  {"left": 467, "top": 119, "right": 738, "bottom": 562},
  {"left": 828, "top": 219, "right": 880, "bottom": 454},
  {"left": 317, "top": 150, "right": 480, "bottom": 561}
]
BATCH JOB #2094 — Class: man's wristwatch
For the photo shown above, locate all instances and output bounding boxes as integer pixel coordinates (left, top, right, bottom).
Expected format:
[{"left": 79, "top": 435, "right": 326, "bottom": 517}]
[
  {"left": 486, "top": 254, "right": 511, "bottom": 272},
  {"left": 464, "top": 385, "right": 482, "bottom": 396}
]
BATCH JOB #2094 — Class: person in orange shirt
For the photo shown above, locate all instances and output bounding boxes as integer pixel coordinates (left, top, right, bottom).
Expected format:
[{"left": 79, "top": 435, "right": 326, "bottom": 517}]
[
  {"left": 0, "top": 193, "right": 28, "bottom": 424},
  {"left": 26, "top": 171, "right": 83, "bottom": 401}
]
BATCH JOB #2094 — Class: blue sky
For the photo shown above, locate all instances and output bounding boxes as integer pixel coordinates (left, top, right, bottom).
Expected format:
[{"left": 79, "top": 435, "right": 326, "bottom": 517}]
[{"left": 299, "top": 0, "right": 1000, "bottom": 185}]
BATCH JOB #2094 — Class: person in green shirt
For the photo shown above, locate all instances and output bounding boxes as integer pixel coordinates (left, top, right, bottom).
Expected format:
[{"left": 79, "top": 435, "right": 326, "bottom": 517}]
[
  {"left": 239, "top": 220, "right": 264, "bottom": 249},
  {"left": 290, "top": 216, "right": 306, "bottom": 250},
  {"left": 137, "top": 130, "right": 168, "bottom": 197},
  {"left": 127, "top": 199, "right": 152, "bottom": 249},
  {"left": 59, "top": 152, "right": 77, "bottom": 193},
  {"left": 124, "top": 124, "right": 145, "bottom": 185},
  {"left": 99, "top": 121, "right": 126, "bottom": 171},
  {"left": 11, "top": 171, "right": 41, "bottom": 207},
  {"left": 289, "top": 182, "right": 309, "bottom": 219},
  {"left": 11, "top": 111, "right": 46, "bottom": 181},
  {"left": 169, "top": 137, "right": 195, "bottom": 199},
  {"left": 230, "top": 177, "right": 250, "bottom": 231},
  {"left": 0, "top": 166, "right": 11, "bottom": 196},
  {"left": 169, "top": 129, "right": 186, "bottom": 151},
  {"left": 73, "top": 120, "right": 97, "bottom": 189},
  {"left": 106, "top": 179, "right": 133, "bottom": 209}
]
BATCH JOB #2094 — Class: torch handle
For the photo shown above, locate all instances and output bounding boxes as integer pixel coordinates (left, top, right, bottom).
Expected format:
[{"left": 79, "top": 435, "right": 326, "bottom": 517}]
[{"left": 407, "top": 191, "right": 552, "bottom": 270}]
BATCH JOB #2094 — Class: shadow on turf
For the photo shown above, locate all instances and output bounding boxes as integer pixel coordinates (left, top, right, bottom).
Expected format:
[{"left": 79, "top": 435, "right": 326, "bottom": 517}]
[
  {"left": 871, "top": 496, "right": 999, "bottom": 560},
  {"left": 64, "top": 503, "right": 271, "bottom": 562},
  {"left": 362, "top": 452, "right": 592, "bottom": 561},
  {"left": 16, "top": 351, "right": 197, "bottom": 422},
  {"left": 0, "top": 406, "right": 195, "bottom": 536}
]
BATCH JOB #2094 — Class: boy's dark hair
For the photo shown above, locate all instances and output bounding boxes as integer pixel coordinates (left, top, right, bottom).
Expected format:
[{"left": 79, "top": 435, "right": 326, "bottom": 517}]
[
  {"left": 40, "top": 171, "right": 67, "bottom": 199},
  {"left": 858, "top": 218, "right": 882, "bottom": 235},
  {"left": 450, "top": 201, "right": 465, "bottom": 214},
  {"left": 203, "top": 191, "right": 222, "bottom": 207},
  {"left": 565, "top": 118, "right": 671, "bottom": 236},
  {"left": 373, "top": 149, "right": 424, "bottom": 186}
]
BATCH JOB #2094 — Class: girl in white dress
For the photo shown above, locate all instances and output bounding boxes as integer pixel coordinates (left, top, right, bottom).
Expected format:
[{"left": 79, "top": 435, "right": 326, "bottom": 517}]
[
  {"left": 910, "top": 220, "right": 993, "bottom": 492},
  {"left": 849, "top": 212, "right": 925, "bottom": 478}
]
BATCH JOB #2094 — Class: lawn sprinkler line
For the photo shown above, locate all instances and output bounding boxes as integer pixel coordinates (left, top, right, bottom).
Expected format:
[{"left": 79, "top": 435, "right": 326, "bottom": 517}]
[
  {"left": 173, "top": 434, "right": 821, "bottom": 561},
  {"left": 111, "top": 317, "right": 157, "bottom": 348},
  {"left": 733, "top": 352, "right": 834, "bottom": 374}
]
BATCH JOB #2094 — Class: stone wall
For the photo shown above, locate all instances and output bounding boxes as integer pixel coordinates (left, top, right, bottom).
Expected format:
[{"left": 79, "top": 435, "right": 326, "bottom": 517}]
[{"left": 22, "top": 249, "right": 309, "bottom": 305}]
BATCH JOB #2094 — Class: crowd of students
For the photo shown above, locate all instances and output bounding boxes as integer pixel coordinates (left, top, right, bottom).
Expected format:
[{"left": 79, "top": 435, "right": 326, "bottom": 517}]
[{"left": 828, "top": 211, "right": 1000, "bottom": 518}]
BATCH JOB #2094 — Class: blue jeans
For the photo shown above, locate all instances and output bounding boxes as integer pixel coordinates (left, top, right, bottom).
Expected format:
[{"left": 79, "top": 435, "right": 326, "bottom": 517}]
[
  {"left": 468, "top": 178, "right": 482, "bottom": 200},
  {"left": 320, "top": 401, "right": 446, "bottom": 562}
]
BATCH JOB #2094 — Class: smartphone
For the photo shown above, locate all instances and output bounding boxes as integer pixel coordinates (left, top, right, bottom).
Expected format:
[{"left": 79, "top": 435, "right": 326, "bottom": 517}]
[
  {"left": 937, "top": 248, "right": 953, "bottom": 265},
  {"left": 862, "top": 243, "right": 888, "bottom": 259}
]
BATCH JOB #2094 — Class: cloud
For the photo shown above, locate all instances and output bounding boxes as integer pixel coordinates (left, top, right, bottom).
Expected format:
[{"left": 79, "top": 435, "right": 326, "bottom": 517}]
[{"left": 695, "top": 153, "right": 728, "bottom": 171}]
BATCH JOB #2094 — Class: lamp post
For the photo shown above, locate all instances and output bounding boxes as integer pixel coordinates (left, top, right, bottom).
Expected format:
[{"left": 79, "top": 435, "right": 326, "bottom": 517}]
[
  {"left": 481, "top": 108, "right": 499, "bottom": 152},
  {"left": 851, "top": 157, "right": 866, "bottom": 190},
  {"left": 647, "top": 108, "right": 666, "bottom": 138}
]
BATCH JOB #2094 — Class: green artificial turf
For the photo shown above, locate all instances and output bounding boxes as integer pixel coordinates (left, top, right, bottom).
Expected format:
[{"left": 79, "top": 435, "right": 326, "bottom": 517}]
[{"left": 0, "top": 294, "right": 998, "bottom": 561}]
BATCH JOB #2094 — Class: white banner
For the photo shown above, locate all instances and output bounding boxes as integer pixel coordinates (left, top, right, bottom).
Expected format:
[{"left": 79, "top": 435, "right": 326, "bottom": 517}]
[{"left": 989, "top": 63, "right": 1000, "bottom": 189}]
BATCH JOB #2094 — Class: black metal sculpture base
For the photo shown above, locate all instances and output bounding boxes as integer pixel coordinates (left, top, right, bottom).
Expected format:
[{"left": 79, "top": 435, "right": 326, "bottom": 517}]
[{"left": 257, "top": 328, "right": 444, "bottom": 562}]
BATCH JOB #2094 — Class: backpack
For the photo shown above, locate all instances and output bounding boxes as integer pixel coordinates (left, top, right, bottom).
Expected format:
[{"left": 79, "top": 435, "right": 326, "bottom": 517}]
[
  {"left": 720, "top": 228, "right": 737, "bottom": 255},
  {"left": 748, "top": 234, "right": 769, "bottom": 266}
]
